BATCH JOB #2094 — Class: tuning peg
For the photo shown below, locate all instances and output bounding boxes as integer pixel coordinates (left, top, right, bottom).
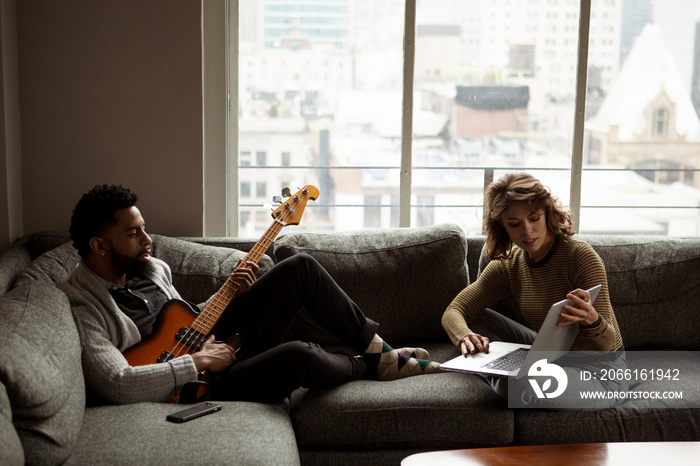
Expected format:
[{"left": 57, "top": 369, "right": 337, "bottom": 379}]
[
  {"left": 272, "top": 195, "right": 283, "bottom": 204},
  {"left": 281, "top": 187, "right": 292, "bottom": 198}
]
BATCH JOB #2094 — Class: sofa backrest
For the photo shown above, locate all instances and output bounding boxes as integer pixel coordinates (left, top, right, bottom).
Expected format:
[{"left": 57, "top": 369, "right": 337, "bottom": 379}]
[
  {"left": 578, "top": 235, "right": 700, "bottom": 350},
  {"left": 7, "top": 229, "right": 700, "bottom": 352},
  {"left": 274, "top": 223, "right": 469, "bottom": 345},
  {"left": 150, "top": 234, "right": 276, "bottom": 305}
]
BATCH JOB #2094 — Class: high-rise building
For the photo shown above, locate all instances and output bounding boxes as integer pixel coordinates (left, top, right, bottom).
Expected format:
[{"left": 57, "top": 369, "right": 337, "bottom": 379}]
[
  {"left": 263, "top": 0, "right": 351, "bottom": 50},
  {"left": 620, "top": 0, "right": 654, "bottom": 60},
  {"left": 414, "top": 0, "right": 622, "bottom": 101}
]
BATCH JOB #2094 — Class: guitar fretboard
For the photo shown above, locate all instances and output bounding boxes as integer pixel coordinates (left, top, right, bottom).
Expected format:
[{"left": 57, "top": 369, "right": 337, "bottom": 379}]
[{"left": 190, "top": 218, "right": 286, "bottom": 335}]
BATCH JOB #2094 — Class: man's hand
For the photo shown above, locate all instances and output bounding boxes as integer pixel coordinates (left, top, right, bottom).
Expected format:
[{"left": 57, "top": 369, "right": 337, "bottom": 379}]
[
  {"left": 191, "top": 336, "right": 236, "bottom": 373},
  {"left": 230, "top": 260, "right": 259, "bottom": 297},
  {"left": 460, "top": 332, "right": 490, "bottom": 357}
]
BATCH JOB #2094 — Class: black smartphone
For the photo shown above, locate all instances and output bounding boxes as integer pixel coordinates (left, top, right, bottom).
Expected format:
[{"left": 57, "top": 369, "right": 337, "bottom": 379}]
[{"left": 166, "top": 402, "right": 222, "bottom": 423}]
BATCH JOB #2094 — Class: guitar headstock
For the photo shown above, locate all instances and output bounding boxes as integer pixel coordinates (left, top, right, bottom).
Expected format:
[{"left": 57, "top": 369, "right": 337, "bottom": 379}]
[{"left": 271, "top": 185, "right": 320, "bottom": 226}]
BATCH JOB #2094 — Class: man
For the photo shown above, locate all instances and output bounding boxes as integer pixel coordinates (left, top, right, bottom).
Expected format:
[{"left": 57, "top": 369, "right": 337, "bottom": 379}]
[{"left": 61, "top": 184, "right": 440, "bottom": 405}]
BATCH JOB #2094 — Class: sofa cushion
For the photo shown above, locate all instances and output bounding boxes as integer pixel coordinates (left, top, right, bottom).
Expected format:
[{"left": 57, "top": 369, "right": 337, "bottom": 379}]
[
  {"left": 291, "top": 371, "right": 513, "bottom": 450},
  {"left": 23, "top": 230, "right": 73, "bottom": 260},
  {"left": 274, "top": 224, "right": 469, "bottom": 345},
  {"left": 578, "top": 236, "right": 700, "bottom": 350},
  {"left": 514, "top": 404, "right": 700, "bottom": 445},
  {"left": 66, "top": 401, "right": 300, "bottom": 465},
  {"left": 513, "top": 351, "right": 700, "bottom": 445},
  {"left": 0, "top": 281, "right": 85, "bottom": 466},
  {"left": 0, "top": 241, "right": 32, "bottom": 295},
  {"left": 151, "top": 234, "right": 276, "bottom": 305},
  {"left": 13, "top": 242, "right": 80, "bottom": 288},
  {"left": 0, "top": 382, "right": 24, "bottom": 466}
]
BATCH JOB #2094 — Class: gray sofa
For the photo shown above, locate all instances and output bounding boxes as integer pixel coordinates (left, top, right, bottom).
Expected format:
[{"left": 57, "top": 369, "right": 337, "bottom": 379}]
[{"left": 1, "top": 224, "right": 700, "bottom": 466}]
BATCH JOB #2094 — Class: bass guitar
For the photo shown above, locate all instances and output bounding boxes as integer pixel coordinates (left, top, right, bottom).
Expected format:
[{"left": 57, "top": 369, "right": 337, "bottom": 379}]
[{"left": 122, "top": 185, "right": 319, "bottom": 400}]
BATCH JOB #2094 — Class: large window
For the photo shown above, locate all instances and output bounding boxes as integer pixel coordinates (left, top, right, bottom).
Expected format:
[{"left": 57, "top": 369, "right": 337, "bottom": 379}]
[
  {"left": 411, "top": 0, "right": 582, "bottom": 235},
  {"left": 236, "top": 0, "right": 404, "bottom": 236},
  {"left": 215, "top": 0, "right": 700, "bottom": 237},
  {"left": 583, "top": 0, "right": 700, "bottom": 236}
]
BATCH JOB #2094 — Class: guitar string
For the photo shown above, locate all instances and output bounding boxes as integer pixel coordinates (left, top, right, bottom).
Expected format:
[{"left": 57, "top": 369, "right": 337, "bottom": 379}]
[{"left": 164, "top": 192, "right": 304, "bottom": 361}]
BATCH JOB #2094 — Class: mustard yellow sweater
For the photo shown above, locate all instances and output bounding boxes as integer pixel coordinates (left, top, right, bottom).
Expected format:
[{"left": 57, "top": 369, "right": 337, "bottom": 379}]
[{"left": 442, "top": 237, "right": 623, "bottom": 352}]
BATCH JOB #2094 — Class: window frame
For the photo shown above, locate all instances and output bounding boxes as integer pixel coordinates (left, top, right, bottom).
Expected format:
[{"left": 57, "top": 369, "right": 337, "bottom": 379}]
[{"left": 203, "top": 0, "right": 591, "bottom": 237}]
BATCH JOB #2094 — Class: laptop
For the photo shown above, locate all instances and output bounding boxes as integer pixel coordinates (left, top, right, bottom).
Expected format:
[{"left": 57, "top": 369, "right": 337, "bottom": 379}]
[{"left": 440, "top": 284, "right": 602, "bottom": 379}]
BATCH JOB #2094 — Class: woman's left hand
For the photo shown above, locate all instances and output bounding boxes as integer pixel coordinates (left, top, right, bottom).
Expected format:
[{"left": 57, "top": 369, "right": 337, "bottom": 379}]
[{"left": 559, "top": 288, "right": 599, "bottom": 326}]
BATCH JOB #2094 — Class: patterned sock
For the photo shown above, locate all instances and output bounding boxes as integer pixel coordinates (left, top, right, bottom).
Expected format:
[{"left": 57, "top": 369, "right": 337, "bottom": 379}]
[
  {"left": 363, "top": 335, "right": 440, "bottom": 381},
  {"left": 364, "top": 335, "right": 430, "bottom": 359},
  {"left": 397, "top": 347, "right": 430, "bottom": 360}
]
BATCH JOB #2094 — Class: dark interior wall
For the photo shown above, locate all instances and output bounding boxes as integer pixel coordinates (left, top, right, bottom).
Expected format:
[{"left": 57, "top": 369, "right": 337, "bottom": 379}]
[{"left": 15, "top": 0, "right": 204, "bottom": 238}]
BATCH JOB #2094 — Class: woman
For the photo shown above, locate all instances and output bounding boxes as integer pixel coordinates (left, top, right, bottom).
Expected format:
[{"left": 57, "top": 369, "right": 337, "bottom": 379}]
[{"left": 442, "top": 173, "right": 627, "bottom": 410}]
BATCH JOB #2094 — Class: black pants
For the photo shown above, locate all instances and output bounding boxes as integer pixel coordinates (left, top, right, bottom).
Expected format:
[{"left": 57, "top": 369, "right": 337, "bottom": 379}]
[{"left": 210, "top": 253, "right": 379, "bottom": 403}]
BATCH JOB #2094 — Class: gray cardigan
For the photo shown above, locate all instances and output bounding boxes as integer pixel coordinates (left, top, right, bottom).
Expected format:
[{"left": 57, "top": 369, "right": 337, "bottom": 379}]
[{"left": 60, "top": 258, "right": 198, "bottom": 404}]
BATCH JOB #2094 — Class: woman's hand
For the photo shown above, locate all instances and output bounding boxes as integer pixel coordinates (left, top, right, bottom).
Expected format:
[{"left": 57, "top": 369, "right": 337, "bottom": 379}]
[
  {"left": 191, "top": 336, "right": 237, "bottom": 373},
  {"left": 559, "top": 288, "right": 599, "bottom": 326},
  {"left": 230, "top": 260, "right": 259, "bottom": 297},
  {"left": 460, "top": 332, "right": 490, "bottom": 357}
]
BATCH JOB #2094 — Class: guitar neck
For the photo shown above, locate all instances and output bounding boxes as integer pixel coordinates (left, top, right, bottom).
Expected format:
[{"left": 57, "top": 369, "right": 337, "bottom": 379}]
[
  {"left": 193, "top": 219, "right": 285, "bottom": 334},
  {"left": 181, "top": 184, "right": 318, "bottom": 338}
]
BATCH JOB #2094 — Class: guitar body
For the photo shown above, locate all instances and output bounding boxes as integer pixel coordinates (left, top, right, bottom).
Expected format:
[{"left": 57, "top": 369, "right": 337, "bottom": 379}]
[
  {"left": 123, "top": 299, "right": 201, "bottom": 366},
  {"left": 124, "top": 299, "right": 243, "bottom": 367}
]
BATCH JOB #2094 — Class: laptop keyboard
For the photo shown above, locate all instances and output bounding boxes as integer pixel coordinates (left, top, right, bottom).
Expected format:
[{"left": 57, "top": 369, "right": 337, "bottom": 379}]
[{"left": 482, "top": 347, "right": 529, "bottom": 371}]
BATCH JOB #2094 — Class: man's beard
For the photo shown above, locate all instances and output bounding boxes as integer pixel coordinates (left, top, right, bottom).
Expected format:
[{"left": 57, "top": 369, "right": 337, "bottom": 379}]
[{"left": 111, "top": 251, "right": 147, "bottom": 277}]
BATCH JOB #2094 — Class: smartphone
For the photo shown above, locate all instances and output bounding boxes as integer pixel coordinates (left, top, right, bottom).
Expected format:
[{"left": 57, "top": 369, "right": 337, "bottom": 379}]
[{"left": 166, "top": 402, "right": 222, "bottom": 423}]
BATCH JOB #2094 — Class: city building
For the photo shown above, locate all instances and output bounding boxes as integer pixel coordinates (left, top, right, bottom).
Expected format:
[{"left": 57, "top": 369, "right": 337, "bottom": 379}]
[{"left": 587, "top": 24, "right": 700, "bottom": 189}]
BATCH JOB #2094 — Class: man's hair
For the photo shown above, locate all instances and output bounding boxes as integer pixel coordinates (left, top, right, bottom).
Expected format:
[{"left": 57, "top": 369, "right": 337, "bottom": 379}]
[
  {"left": 483, "top": 172, "right": 574, "bottom": 260},
  {"left": 69, "top": 184, "right": 139, "bottom": 260}
]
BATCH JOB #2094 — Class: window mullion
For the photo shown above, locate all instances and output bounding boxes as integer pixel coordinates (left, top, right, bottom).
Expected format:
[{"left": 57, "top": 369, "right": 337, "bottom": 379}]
[
  {"left": 228, "top": 0, "right": 240, "bottom": 237},
  {"left": 400, "top": 0, "right": 417, "bottom": 228},
  {"left": 202, "top": 0, "right": 230, "bottom": 237},
  {"left": 570, "top": 0, "right": 592, "bottom": 233}
]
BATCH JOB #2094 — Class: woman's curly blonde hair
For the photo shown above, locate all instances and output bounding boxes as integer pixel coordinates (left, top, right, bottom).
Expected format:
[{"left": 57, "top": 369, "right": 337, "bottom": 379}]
[{"left": 483, "top": 173, "right": 575, "bottom": 260}]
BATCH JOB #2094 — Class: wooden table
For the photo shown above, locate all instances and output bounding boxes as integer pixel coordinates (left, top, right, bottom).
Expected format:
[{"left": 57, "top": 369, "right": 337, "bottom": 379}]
[{"left": 401, "top": 442, "right": 700, "bottom": 466}]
